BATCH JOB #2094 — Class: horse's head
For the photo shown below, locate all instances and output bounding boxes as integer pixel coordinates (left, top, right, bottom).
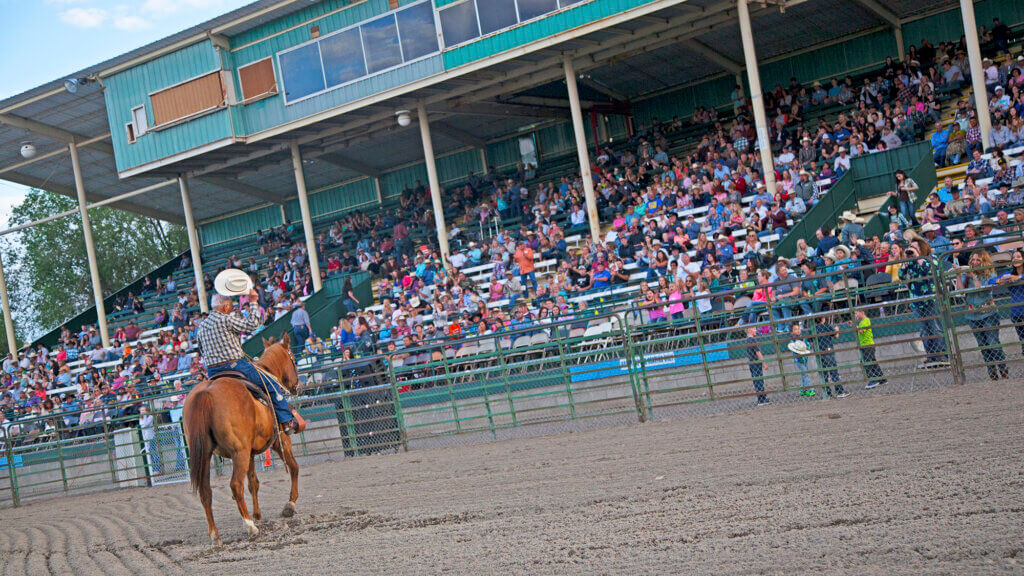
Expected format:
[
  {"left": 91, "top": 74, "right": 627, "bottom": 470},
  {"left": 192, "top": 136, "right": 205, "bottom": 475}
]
[{"left": 260, "top": 333, "right": 301, "bottom": 395}]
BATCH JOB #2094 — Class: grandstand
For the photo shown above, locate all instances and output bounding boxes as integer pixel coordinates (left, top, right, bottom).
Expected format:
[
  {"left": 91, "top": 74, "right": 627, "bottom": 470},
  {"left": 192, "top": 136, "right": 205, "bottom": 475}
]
[{"left": 1, "top": 0, "right": 1024, "bottom": 509}]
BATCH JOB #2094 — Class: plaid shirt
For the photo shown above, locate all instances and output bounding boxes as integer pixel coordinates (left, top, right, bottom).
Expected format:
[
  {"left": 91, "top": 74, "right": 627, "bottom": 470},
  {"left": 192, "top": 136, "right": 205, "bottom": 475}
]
[{"left": 197, "top": 304, "right": 261, "bottom": 366}]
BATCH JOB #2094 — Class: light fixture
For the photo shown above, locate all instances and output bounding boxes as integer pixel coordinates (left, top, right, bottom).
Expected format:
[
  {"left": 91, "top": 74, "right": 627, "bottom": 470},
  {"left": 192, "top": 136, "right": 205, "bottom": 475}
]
[
  {"left": 395, "top": 110, "right": 412, "bottom": 127},
  {"left": 64, "top": 77, "right": 93, "bottom": 94},
  {"left": 20, "top": 142, "right": 36, "bottom": 159}
]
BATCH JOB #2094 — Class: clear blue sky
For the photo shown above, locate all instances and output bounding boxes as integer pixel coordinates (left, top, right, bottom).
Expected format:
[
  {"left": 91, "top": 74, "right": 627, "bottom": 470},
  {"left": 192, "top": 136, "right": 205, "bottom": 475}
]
[{"left": 0, "top": 0, "right": 254, "bottom": 220}]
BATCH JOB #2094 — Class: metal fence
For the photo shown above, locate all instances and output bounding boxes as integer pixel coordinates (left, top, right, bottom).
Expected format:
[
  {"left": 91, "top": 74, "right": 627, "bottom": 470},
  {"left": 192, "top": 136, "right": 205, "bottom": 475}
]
[{"left": 3, "top": 241, "right": 1024, "bottom": 506}]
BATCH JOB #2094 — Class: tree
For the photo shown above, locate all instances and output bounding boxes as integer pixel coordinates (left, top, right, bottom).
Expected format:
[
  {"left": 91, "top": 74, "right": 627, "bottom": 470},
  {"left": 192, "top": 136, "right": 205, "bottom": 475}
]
[{"left": 2, "top": 188, "right": 189, "bottom": 341}]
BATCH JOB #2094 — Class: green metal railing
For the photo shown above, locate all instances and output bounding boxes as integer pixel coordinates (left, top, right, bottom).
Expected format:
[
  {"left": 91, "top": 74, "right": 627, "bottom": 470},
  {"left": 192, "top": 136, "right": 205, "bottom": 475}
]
[{"left": 5, "top": 237, "right": 1024, "bottom": 506}]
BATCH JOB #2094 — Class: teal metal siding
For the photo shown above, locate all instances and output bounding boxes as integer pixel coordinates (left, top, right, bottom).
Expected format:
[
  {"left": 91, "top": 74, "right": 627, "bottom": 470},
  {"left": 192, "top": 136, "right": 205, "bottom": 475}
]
[
  {"left": 230, "top": 0, "right": 444, "bottom": 137},
  {"left": 632, "top": 75, "right": 734, "bottom": 128},
  {"left": 903, "top": 0, "right": 1024, "bottom": 48},
  {"left": 536, "top": 122, "right": 575, "bottom": 158},
  {"left": 285, "top": 177, "right": 379, "bottom": 221},
  {"left": 442, "top": 0, "right": 655, "bottom": 69},
  {"left": 485, "top": 138, "right": 521, "bottom": 170},
  {"left": 230, "top": 0, "right": 355, "bottom": 47},
  {"left": 104, "top": 40, "right": 233, "bottom": 174},
  {"left": 380, "top": 163, "right": 429, "bottom": 202},
  {"left": 436, "top": 148, "right": 483, "bottom": 184},
  {"left": 200, "top": 205, "right": 282, "bottom": 246},
  {"left": 758, "top": 29, "right": 896, "bottom": 90}
]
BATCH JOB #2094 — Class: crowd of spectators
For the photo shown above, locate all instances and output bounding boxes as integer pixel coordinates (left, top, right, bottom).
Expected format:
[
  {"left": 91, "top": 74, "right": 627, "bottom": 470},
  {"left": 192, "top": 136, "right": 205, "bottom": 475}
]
[{"left": 3, "top": 17, "right": 1024, "bottom": 438}]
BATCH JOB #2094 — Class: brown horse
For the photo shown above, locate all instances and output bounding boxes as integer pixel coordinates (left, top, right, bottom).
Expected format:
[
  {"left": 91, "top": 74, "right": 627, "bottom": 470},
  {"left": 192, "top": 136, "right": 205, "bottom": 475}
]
[{"left": 183, "top": 334, "right": 301, "bottom": 545}]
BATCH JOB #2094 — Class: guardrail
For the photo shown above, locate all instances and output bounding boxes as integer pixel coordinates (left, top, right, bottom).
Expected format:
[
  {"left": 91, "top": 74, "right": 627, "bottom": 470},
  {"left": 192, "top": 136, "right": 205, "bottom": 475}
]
[{"left": 4, "top": 239, "right": 1024, "bottom": 506}]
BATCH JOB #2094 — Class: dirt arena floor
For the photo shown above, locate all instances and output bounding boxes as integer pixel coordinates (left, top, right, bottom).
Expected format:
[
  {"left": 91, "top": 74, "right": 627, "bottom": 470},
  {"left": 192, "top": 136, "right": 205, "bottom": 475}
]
[{"left": 1, "top": 381, "right": 1022, "bottom": 575}]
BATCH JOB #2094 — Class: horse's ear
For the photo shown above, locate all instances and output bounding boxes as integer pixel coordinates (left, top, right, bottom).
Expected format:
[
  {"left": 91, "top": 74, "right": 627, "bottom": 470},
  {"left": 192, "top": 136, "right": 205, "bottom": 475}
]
[
  {"left": 262, "top": 336, "right": 275, "bottom": 347},
  {"left": 281, "top": 332, "right": 290, "bottom": 347}
]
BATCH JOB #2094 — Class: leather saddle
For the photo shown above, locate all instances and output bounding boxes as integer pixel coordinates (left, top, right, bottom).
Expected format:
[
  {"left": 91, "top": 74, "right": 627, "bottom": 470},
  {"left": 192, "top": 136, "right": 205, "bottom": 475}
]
[{"left": 210, "top": 370, "right": 272, "bottom": 408}]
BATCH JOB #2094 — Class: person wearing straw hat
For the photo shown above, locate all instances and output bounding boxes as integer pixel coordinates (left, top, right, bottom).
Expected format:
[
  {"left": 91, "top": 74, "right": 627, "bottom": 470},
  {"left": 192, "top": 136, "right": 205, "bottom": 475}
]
[
  {"left": 787, "top": 323, "right": 816, "bottom": 397},
  {"left": 198, "top": 270, "right": 301, "bottom": 434}
]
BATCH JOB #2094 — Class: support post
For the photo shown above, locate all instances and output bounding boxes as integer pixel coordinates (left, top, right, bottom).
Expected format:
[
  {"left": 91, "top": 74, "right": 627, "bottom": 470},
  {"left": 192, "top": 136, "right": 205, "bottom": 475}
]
[
  {"left": 589, "top": 111, "right": 601, "bottom": 154},
  {"left": 0, "top": 255, "right": 16, "bottom": 353},
  {"left": 894, "top": 26, "right": 905, "bottom": 59},
  {"left": 563, "top": 56, "right": 602, "bottom": 245},
  {"left": 416, "top": 102, "right": 451, "bottom": 264},
  {"left": 68, "top": 142, "right": 110, "bottom": 348},
  {"left": 478, "top": 147, "right": 488, "bottom": 173},
  {"left": 373, "top": 177, "right": 383, "bottom": 205},
  {"left": 736, "top": 0, "right": 777, "bottom": 198},
  {"left": 178, "top": 176, "right": 209, "bottom": 313},
  {"left": 289, "top": 141, "right": 323, "bottom": 292},
  {"left": 960, "top": 0, "right": 992, "bottom": 150}
]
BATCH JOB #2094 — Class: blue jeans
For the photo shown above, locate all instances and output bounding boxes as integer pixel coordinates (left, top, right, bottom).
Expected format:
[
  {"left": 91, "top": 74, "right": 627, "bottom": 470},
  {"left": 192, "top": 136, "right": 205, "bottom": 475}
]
[
  {"left": 521, "top": 271, "right": 537, "bottom": 292},
  {"left": 207, "top": 359, "right": 295, "bottom": 425},
  {"left": 794, "top": 356, "right": 813, "bottom": 389},
  {"left": 749, "top": 363, "right": 767, "bottom": 403},
  {"left": 898, "top": 200, "right": 916, "bottom": 224},
  {"left": 292, "top": 326, "right": 310, "bottom": 349},
  {"left": 913, "top": 301, "right": 948, "bottom": 363}
]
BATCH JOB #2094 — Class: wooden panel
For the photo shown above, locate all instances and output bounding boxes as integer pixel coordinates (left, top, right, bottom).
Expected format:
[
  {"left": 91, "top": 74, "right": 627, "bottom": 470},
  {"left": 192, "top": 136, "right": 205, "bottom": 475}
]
[
  {"left": 239, "top": 58, "right": 278, "bottom": 101},
  {"left": 151, "top": 72, "right": 224, "bottom": 126}
]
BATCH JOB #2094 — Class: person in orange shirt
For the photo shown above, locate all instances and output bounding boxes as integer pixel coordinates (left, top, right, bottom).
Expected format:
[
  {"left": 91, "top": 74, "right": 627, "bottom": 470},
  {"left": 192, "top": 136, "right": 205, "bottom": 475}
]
[{"left": 514, "top": 240, "right": 537, "bottom": 291}]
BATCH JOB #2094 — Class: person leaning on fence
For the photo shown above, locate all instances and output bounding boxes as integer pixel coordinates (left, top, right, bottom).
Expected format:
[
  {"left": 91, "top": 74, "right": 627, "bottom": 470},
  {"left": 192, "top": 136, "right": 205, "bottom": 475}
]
[
  {"left": 854, "top": 309, "right": 886, "bottom": 389},
  {"left": 787, "top": 324, "right": 816, "bottom": 397},
  {"left": 746, "top": 326, "right": 769, "bottom": 406},
  {"left": 812, "top": 313, "right": 847, "bottom": 398},
  {"left": 991, "top": 249, "right": 1024, "bottom": 357},
  {"left": 900, "top": 245, "right": 950, "bottom": 367},
  {"left": 956, "top": 251, "right": 1009, "bottom": 380}
]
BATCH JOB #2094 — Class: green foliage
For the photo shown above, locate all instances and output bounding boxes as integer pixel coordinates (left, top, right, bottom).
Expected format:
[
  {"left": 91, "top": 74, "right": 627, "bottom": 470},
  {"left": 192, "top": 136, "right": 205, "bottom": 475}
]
[{"left": 2, "top": 188, "right": 188, "bottom": 340}]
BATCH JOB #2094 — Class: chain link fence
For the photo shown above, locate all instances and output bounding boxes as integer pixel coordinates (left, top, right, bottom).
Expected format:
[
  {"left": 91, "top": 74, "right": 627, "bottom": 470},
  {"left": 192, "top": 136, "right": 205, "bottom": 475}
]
[{"left": 5, "top": 243, "right": 1024, "bottom": 506}]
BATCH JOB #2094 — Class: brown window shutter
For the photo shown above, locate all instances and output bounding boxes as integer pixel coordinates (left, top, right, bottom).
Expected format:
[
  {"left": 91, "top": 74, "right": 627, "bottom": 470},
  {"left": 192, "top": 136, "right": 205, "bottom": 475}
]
[
  {"left": 151, "top": 72, "right": 225, "bottom": 126},
  {"left": 238, "top": 59, "right": 278, "bottom": 102}
]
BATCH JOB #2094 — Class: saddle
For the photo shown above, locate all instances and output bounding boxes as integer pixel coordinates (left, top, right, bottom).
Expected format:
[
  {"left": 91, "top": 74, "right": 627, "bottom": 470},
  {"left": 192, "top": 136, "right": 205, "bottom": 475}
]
[{"left": 210, "top": 370, "right": 273, "bottom": 408}]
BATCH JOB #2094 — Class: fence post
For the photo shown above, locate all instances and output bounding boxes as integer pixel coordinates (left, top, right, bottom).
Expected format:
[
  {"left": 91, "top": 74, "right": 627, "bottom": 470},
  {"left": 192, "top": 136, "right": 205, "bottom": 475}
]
[
  {"left": 101, "top": 416, "right": 118, "bottom": 486},
  {"left": 554, "top": 328, "right": 577, "bottom": 420},
  {"left": 494, "top": 335, "right": 518, "bottom": 428},
  {"left": 55, "top": 417, "right": 69, "bottom": 493},
  {"left": 385, "top": 357, "right": 409, "bottom": 452},
  {"left": 765, "top": 293, "right": 789, "bottom": 393},
  {"left": 934, "top": 262, "right": 966, "bottom": 385},
  {"left": 692, "top": 306, "right": 715, "bottom": 401},
  {"left": 437, "top": 345, "right": 462, "bottom": 434},
  {"left": 622, "top": 311, "right": 650, "bottom": 422},
  {"left": 4, "top": 433, "right": 19, "bottom": 507}
]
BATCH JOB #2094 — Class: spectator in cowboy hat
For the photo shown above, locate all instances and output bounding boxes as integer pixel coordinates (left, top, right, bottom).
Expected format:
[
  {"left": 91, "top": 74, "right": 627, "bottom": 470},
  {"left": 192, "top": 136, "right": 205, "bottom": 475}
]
[
  {"left": 792, "top": 169, "right": 815, "bottom": 205},
  {"left": 920, "top": 222, "right": 951, "bottom": 256},
  {"left": 839, "top": 211, "right": 865, "bottom": 246}
]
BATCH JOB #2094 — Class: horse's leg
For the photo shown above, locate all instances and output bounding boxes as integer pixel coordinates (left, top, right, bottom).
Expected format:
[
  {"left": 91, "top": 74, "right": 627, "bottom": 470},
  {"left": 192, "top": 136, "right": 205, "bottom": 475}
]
[
  {"left": 229, "top": 453, "right": 259, "bottom": 538},
  {"left": 247, "top": 459, "right": 262, "bottom": 522},
  {"left": 272, "top": 434, "right": 300, "bottom": 518},
  {"left": 198, "top": 457, "right": 221, "bottom": 546}
]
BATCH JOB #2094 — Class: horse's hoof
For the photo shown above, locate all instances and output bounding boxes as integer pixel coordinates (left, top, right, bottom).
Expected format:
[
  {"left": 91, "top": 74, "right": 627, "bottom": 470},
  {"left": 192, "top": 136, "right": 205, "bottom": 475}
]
[
  {"left": 244, "top": 519, "right": 260, "bottom": 538},
  {"left": 281, "top": 501, "right": 296, "bottom": 518},
  {"left": 253, "top": 511, "right": 262, "bottom": 522},
  {"left": 210, "top": 531, "right": 222, "bottom": 547}
]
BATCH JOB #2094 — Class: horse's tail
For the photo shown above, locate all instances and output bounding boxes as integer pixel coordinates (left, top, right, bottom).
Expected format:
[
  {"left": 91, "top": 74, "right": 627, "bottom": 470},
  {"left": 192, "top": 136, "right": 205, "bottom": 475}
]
[{"left": 185, "top": 389, "right": 215, "bottom": 496}]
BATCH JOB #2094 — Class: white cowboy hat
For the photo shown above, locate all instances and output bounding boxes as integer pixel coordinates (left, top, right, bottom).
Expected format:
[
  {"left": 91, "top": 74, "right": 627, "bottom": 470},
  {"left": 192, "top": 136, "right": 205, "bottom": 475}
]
[
  {"left": 840, "top": 210, "right": 864, "bottom": 224},
  {"left": 214, "top": 269, "right": 253, "bottom": 297},
  {"left": 920, "top": 222, "right": 941, "bottom": 233},
  {"left": 788, "top": 341, "right": 812, "bottom": 355}
]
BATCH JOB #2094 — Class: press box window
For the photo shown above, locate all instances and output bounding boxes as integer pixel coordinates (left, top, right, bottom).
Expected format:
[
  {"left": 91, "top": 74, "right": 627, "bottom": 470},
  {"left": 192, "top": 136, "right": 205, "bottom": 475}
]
[{"left": 131, "top": 106, "right": 148, "bottom": 136}]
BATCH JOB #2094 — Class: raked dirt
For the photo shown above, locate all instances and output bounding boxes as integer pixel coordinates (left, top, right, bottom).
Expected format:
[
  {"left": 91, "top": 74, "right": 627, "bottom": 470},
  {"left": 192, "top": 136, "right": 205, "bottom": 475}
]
[{"left": 1, "top": 380, "right": 1022, "bottom": 575}]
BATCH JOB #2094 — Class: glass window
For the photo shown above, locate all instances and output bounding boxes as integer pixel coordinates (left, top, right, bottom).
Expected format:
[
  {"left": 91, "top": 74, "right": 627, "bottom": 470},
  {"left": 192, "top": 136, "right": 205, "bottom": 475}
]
[
  {"left": 320, "top": 28, "right": 366, "bottom": 87},
  {"left": 516, "top": 0, "right": 557, "bottom": 21},
  {"left": 396, "top": 2, "right": 439, "bottom": 61},
  {"left": 557, "top": 0, "right": 584, "bottom": 6},
  {"left": 477, "top": 0, "right": 517, "bottom": 35},
  {"left": 361, "top": 15, "right": 403, "bottom": 74},
  {"left": 279, "top": 43, "right": 326, "bottom": 101},
  {"left": 439, "top": 1, "right": 479, "bottom": 47}
]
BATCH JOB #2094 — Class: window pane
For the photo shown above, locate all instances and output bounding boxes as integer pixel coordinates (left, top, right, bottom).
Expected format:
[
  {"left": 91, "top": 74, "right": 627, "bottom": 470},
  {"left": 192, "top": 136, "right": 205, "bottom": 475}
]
[
  {"left": 516, "top": 0, "right": 557, "bottom": 21},
  {"left": 361, "top": 15, "right": 403, "bottom": 74},
  {"left": 558, "top": 0, "right": 584, "bottom": 6},
  {"left": 439, "top": 1, "right": 479, "bottom": 47},
  {"left": 279, "top": 43, "right": 326, "bottom": 101},
  {"left": 321, "top": 28, "right": 367, "bottom": 87},
  {"left": 477, "top": 0, "right": 517, "bottom": 35},
  {"left": 396, "top": 2, "right": 439, "bottom": 61}
]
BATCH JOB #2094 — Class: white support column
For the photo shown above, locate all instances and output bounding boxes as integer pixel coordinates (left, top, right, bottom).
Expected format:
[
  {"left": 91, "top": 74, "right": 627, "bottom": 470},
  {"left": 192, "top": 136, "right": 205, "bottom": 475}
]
[
  {"left": 563, "top": 55, "right": 602, "bottom": 245},
  {"left": 178, "top": 176, "right": 209, "bottom": 314},
  {"left": 68, "top": 142, "right": 110, "bottom": 348},
  {"left": 289, "top": 141, "right": 323, "bottom": 292},
  {"left": 478, "top": 147, "right": 488, "bottom": 173},
  {"left": 894, "top": 26, "right": 905, "bottom": 59},
  {"left": 737, "top": 0, "right": 777, "bottom": 198},
  {"left": 960, "top": 0, "right": 992, "bottom": 149},
  {"left": 0, "top": 255, "right": 16, "bottom": 353},
  {"left": 417, "top": 102, "right": 451, "bottom": 264},
  {"left": 374, "top": 177, "right": 383, "bottom": 204}
]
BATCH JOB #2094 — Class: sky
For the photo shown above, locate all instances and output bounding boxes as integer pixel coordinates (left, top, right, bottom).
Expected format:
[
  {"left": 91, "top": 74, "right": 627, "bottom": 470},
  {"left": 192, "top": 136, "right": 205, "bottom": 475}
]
[{"left": 0, "top": 0, "right": 255, "bottom": 221}]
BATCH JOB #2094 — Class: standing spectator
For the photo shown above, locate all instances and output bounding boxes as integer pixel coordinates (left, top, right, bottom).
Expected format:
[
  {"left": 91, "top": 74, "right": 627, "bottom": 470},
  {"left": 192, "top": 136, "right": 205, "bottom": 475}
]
[
  {"left": 514, "top": 240, "right": 537, "bottom": 292},
  {"left": 854, "top": 309, "right": 885, "bottom": 389},
  {"left": 290, "top": 302, "right": 313, "bottom": 350},
  {"left": 787, "top": 324, "right": 815, "bottom": 397},
  {"left": 812, "top": 313, "right": 847, "bottom": 398},
  {"left": 956, "top": 251, "right": 1008, "bottom": 380},
  {"left": 900, "top": 246, "right": 949, "bottom": 367},
  {"left": 992, "top": 249, "right": 1024, "bottom": 356},
  {"left": 746, "top": 326, "right": 768, "bottom": 406}
]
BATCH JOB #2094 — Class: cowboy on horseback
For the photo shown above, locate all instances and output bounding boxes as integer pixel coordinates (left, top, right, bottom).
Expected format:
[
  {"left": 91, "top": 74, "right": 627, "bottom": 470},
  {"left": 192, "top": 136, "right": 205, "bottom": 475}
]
[{"left": 197, "top": 273, "right": 301, "bottom": 434}]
